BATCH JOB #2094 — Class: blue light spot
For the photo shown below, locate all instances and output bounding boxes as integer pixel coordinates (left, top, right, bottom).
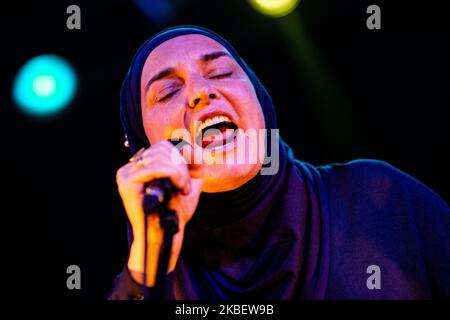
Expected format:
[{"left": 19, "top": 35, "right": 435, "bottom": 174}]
[{"left": 13, "top": 54, "right": 77, "bottom": 117}]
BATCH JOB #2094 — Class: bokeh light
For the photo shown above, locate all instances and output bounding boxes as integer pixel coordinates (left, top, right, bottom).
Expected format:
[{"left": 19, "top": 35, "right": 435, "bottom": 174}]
[
  {"left": 13, "top": 54, "right": 77, "bottom": 118},
  {"left": 248, "top": 0, "right": 300, "bottom": 18}
]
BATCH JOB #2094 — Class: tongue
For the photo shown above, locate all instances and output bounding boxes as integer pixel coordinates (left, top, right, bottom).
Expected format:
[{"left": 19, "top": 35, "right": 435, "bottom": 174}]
[{"left": 202, "top": 125, "right": 235, "bottom": 148}]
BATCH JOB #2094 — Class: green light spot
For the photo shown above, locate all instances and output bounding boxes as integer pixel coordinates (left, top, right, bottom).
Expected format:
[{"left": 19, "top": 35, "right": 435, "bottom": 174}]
[{"left": 249, "top": 0, "right": 300, "bottom": 18}]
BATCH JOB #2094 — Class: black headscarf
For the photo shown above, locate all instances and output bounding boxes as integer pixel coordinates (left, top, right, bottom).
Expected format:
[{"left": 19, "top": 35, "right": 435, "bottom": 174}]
[{"left": 119, "top": 25, "right": 331, "bottom": 299}]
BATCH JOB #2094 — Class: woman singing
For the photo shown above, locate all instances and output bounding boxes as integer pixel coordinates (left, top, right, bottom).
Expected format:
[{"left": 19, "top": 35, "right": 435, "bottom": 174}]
[{"left": 108, "top": 26, "right": 450, "bottom": 300}]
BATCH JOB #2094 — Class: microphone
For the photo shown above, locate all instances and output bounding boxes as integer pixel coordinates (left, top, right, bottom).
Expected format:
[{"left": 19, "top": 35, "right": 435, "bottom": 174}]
[
  {"left": 141, "top": 139, "right": 186, "bottom": 299},
  {"left": 142, "top": 138, "right": 188, "bottom": 215},
  {"left": 143, "top": 178, "right": 176, "bottom": 214}
]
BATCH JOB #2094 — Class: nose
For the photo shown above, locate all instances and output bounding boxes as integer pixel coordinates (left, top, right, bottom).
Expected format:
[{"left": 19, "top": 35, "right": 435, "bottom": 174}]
[
  {"left": 187, "top": 79, "right": 218, "bottom": 109},
  {"left": 189, "top": 91, "right": 217, "bottom": 109}
]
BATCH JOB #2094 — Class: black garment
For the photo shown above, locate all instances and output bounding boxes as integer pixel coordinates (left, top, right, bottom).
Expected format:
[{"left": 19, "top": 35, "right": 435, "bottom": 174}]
[{"left": 109, "top": 154, "right": 450, "bottom": 299}]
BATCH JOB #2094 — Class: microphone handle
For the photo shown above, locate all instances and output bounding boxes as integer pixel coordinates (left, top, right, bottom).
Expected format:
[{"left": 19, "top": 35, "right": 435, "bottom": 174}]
[
  {"left": 142, "top": 138, "right": 185, "bottom": 214},
  {"left": 143, "top": 178, "right": 176, "bottom": 214}
]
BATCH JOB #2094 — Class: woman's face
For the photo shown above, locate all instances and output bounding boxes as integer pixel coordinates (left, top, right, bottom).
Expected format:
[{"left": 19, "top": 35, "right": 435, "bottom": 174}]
[{"left": 140, "top": 34, "right": 265, "bottom": 192}]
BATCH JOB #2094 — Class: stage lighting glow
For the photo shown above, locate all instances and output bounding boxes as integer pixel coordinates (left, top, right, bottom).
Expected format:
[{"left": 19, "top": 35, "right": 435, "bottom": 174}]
[
  {"left": 32, "top": 75, "right": 57, "bottom": 97},
  {"left": 249, "top": 0, "right": 300, "bottom": 18},
  {"left": 13, "top": 54, "right": 77, "bottom": 117}
]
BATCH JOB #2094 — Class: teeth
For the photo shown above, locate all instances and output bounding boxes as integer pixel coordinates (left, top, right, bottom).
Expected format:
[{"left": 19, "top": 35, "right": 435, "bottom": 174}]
[{"left": 197, "top": 115, "right": 231, "bottom": 134}]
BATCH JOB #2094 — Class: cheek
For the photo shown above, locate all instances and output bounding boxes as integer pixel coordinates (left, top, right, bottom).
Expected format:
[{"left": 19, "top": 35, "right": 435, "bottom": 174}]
[
  {"left": 141, "top": 102, "right": 185, "bottom": 144},
  {"left": 141, "top": 111, "right": 164, "bottom": 144},
  {"left": 220, "top": 81, "right": 265, "bottom": 129}
]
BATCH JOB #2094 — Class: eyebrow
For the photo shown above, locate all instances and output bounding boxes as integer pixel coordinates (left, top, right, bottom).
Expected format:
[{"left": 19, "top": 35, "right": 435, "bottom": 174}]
[
  {"left": 200, "top": 50, "right": 231, "bottom": 62},
  {"left": 144, "top": 67, "right": 176, "bottom": 94},
  {"left": 144, "top": 51, "right": 232, "bottom": 93}
]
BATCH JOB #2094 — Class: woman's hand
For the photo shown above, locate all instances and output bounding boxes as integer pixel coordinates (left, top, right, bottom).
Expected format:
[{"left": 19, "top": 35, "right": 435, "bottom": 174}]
[{"left": 116, "top": 140, "right": 203, "bottom": 286}]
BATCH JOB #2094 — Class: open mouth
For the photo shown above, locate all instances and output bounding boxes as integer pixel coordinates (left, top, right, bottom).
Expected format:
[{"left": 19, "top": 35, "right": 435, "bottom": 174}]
[{"left": 195, "top": 115, "right": 238, "bottom": 149}]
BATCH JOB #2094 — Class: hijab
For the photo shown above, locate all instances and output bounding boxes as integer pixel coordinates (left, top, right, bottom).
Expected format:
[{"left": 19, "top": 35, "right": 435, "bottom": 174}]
[{"left": 119, "top": 25, "right": 331, "bottom": 299}]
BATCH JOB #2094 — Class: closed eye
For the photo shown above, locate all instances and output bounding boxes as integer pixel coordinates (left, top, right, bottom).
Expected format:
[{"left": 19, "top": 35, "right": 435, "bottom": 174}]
[
  {"left": 157, "top": 89, "right": 180, "bottom": 102},
  {"left": 208, "top": 71, "right": 233, "bottom": 79}
]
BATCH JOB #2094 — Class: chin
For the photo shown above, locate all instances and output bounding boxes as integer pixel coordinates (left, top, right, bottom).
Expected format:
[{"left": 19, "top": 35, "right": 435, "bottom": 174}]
[{"left": 202, "top": 162, "right": 261, "bottom": 193}]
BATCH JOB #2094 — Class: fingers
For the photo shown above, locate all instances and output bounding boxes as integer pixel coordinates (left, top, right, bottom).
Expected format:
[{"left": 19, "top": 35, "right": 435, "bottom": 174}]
[
  {"left": 117, "top": 139, "right": 205, "bottom": 199},
  {"left": 118, "top": 141, "right": 191, "bottom": 194},
  {"left": 143, "top": 139, "right": 204, "bottom": 179},
  {"left": 129, "top": 162, "right": 191, "bottom": 195}
]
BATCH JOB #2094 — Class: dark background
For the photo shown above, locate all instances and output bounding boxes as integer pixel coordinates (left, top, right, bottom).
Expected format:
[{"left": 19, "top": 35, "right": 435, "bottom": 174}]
[{"left": 0, "top": 0, "right": 448, "bottom": 300}]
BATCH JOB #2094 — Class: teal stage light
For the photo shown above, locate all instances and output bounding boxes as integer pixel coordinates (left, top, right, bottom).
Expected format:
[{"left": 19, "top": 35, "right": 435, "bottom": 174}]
[{"left": 13, "top": 54, "right": 77, "bottom": 118}]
